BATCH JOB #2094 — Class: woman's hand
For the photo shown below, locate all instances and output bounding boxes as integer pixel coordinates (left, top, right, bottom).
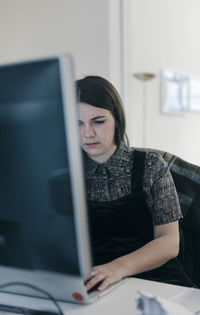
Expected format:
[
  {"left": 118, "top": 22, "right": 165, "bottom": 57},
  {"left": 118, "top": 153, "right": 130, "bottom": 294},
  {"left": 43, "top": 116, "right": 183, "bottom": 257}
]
[
  {"left": 84, "top": 260, "right": 127, "bottom": 292},
  {"left": 84, "top": 221, "right": 180, "bottom": 292}
]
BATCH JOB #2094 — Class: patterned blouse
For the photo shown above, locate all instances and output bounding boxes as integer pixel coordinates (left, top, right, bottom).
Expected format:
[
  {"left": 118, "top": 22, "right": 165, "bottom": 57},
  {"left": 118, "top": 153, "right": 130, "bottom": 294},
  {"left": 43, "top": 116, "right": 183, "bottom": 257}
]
[{"left": 84, "top": 142, "right": 183, "bottom": 226}]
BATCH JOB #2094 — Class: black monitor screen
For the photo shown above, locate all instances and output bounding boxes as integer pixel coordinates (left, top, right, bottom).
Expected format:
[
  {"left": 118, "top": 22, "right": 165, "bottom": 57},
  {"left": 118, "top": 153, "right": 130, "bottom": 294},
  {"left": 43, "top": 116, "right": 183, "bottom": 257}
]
[{"left": 0, "top": 55, "right": 92, "bottom": 278}]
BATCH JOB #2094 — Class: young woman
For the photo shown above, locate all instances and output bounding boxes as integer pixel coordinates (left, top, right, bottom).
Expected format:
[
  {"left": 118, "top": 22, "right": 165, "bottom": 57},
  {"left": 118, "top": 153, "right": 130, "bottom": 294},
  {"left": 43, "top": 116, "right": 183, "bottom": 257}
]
[{"left": 76, "top": 76, "right": 194, "bottom": 292}]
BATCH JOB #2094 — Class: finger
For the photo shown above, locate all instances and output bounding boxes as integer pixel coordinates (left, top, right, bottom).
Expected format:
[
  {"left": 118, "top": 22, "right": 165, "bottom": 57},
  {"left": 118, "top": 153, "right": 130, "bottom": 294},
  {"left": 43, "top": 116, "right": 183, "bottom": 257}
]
[
  {"left": 98, "top": 277, "right": 112, "bottom": 291},
  {"left": 83, "top": 274, "right": 91, "bottom": 283},
  {"left": 84, "top": 270, "right": 97, "bottom": 283},
  {"left": 85, "top": 273, "right": 105, "bottom": 292}
]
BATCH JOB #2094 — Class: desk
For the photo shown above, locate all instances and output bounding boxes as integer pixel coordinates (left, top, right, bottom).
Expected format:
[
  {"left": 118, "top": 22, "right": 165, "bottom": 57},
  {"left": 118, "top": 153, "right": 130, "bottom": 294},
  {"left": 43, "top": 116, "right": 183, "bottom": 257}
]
[{"left": 0, "top": 278, "right": 192, "bottom": 315}]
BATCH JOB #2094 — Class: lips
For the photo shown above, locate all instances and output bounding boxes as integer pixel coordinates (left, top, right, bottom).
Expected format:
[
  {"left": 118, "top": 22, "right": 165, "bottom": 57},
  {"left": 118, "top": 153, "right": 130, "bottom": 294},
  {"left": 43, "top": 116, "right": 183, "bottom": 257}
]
[{"left": 85, "top": 142, "right": 99, "bottom": 148}]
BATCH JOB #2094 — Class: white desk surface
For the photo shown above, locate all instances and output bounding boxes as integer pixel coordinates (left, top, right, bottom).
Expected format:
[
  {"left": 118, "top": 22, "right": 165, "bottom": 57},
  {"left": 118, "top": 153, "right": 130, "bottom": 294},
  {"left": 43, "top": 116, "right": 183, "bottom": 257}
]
[{"left": 0, "top": 277, "right": 192, "bottom": 315}]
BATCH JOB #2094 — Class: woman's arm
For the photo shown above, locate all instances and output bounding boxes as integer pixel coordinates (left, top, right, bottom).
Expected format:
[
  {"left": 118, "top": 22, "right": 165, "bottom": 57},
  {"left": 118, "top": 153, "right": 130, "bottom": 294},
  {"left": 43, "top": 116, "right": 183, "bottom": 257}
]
[
  {"left": 85, "top": 152, "right": 182, "bottom": 292},
  {"left": 85, "top": 220, "right": 180, "bottom": 292}
]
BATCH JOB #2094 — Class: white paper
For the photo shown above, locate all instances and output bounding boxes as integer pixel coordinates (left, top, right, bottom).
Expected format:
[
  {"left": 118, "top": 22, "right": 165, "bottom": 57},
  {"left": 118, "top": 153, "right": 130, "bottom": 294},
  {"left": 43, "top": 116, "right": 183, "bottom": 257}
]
[
  {"left": 137, "top": 290, "right": 194, "bottom": 315},
  {"left": 171, "top": 287, "right": 200, "bottom": 313}
]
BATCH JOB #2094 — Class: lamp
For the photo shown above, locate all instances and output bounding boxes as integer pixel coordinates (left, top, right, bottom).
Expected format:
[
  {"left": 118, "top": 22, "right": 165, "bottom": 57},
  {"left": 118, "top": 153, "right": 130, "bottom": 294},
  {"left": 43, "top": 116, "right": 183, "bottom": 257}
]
[{"left": 133, "top": 72, "right": 156, "bottom": 147}]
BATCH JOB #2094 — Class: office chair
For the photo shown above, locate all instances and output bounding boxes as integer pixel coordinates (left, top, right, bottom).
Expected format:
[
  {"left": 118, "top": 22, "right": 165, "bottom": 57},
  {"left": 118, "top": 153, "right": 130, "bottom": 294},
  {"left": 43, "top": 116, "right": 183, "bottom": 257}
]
[{"left": 139, "top": 148, "right": 200, "bottom": 288}]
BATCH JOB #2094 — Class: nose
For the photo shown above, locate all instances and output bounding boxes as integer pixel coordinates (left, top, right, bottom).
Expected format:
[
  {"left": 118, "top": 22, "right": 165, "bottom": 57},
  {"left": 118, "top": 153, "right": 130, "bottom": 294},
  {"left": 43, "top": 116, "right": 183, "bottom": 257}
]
[{"left": 83, "top": 124, "right": 95, "bottom": 138}]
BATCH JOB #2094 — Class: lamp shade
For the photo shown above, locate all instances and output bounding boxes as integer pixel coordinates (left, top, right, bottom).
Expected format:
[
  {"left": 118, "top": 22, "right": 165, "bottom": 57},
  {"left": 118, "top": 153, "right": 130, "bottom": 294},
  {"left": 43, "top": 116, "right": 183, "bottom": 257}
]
[{"left": 133, "top": 73, "right": 156, "bottom": 81}]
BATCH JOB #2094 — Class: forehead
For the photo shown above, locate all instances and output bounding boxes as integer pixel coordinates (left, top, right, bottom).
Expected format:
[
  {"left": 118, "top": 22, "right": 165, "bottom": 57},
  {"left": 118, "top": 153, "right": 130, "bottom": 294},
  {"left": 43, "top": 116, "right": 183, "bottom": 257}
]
[{"left": 78, "top": 102, "right": 112, "bottom": 119}]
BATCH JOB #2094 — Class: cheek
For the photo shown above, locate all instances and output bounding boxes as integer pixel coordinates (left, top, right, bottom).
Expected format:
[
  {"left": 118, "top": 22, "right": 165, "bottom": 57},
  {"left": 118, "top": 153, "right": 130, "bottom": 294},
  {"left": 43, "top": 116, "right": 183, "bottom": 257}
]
[
  {"left": 78, "top": 128, "right": 84, "bottom": 144},
  {"left": 101, "top": 123, "right": 115, "bottom": 142}
]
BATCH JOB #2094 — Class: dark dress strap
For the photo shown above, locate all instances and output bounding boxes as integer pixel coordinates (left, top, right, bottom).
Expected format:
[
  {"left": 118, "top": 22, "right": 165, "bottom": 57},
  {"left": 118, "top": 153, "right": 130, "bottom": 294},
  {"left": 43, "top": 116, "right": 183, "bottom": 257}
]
[{"left": 131, "top": 150, "right": 146, "bottom": 193}]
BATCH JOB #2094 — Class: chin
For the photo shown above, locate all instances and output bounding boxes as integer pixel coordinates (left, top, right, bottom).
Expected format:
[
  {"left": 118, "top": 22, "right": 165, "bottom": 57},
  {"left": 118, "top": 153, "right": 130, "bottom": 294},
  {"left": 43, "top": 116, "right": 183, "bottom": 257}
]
[
  {"left": 87, "top": 150, "right": 100, "bottom": 157},
  {"left": 87, "top": 150, "right": 102, "bottom": 159}
]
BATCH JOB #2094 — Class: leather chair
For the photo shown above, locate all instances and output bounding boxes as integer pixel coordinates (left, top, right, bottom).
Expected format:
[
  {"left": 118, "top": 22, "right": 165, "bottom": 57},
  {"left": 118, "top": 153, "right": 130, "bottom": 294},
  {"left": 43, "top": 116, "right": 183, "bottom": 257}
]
[{"left": 140, "top": 148, "right": 200, "bottom": 288}]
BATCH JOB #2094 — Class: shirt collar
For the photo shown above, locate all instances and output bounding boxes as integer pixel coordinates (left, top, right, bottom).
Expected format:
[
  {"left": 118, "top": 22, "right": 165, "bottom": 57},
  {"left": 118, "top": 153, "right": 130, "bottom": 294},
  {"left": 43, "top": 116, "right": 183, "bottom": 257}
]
[{"left": 85, "top": 142, "right": 133, "bottom": 179}]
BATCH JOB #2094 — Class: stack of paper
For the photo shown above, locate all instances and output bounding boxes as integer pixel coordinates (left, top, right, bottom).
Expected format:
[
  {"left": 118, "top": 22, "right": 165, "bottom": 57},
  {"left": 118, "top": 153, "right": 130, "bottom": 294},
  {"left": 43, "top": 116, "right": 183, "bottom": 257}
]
[{"left": 137, "top": 289, "right": 200, "bottom": 315}]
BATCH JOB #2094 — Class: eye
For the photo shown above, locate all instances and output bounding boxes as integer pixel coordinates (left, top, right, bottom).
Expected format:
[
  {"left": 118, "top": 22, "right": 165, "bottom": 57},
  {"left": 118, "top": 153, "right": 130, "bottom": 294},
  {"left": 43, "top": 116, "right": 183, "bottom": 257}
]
[
  {"left": 78, "top": 121, "right": 83, "bottom": 126},
  {"left": 94, "top": 120, "right": 105, "bottom": 125}
]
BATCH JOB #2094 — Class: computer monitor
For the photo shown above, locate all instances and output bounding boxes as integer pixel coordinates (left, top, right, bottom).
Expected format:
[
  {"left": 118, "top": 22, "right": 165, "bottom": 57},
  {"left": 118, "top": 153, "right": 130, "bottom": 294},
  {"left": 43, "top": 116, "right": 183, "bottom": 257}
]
[{"left": 0, "top": 55, "right": 92, "bottom": 300}]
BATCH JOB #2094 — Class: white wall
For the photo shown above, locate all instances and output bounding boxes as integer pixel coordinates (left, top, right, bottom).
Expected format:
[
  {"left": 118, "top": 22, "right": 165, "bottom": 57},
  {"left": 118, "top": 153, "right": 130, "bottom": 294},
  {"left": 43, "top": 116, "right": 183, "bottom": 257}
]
[
  {"left": 0, "top": 0, "right": 113, "bottom": 79},
  {"left": 1, "top": 0, "right": 199, "bottom": 165},
  {"left": 124, "top": 0, "right": 200, "bottom": 165}
]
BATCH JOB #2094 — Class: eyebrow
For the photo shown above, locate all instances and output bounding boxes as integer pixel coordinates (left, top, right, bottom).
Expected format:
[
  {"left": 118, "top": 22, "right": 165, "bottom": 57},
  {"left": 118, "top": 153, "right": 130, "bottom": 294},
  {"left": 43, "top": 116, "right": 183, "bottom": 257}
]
[
  {"left": 91, "top": 116, "right": 106, "bottom": 121},
  {"left": 78, "top": 115, "right": 106, "bottom": 123}
]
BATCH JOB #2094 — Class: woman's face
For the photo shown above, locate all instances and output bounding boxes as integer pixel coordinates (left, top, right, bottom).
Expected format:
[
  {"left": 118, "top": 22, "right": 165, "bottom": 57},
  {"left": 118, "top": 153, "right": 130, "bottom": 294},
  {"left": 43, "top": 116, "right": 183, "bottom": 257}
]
[{"left": 78, "top": 102, "right": 117, "bottom": 163}]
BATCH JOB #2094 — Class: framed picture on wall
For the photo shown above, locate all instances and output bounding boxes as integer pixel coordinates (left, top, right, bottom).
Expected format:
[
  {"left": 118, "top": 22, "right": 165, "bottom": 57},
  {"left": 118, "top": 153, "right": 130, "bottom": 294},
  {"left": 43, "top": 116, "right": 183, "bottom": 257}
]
[
  {"left": 190, "top": 79, "right": 200, "bottom": 112},
  {"left": 161, "top": 69, "right": 189, "bottom": 115}
]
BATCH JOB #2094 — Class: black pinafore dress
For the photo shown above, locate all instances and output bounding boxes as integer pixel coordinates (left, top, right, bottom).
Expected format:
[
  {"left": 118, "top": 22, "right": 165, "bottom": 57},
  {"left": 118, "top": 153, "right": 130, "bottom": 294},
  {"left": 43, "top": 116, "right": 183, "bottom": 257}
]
[{"left": 88, "top": 150, "right": 194, "bottom": 287}]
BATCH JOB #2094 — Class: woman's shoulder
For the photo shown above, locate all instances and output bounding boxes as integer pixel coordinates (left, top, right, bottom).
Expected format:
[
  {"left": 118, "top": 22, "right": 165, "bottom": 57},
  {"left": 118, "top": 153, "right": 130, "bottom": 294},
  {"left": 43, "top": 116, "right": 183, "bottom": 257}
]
[{"left": 131, "top": 148, "right": 166, "bottom": 168}]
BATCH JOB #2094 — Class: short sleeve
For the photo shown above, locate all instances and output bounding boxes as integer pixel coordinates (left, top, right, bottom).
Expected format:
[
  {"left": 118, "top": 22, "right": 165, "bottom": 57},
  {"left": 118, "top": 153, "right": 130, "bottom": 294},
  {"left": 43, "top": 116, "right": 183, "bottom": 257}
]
[{"left": 143, "top": 152, "right": 183, "bottom": 226}]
